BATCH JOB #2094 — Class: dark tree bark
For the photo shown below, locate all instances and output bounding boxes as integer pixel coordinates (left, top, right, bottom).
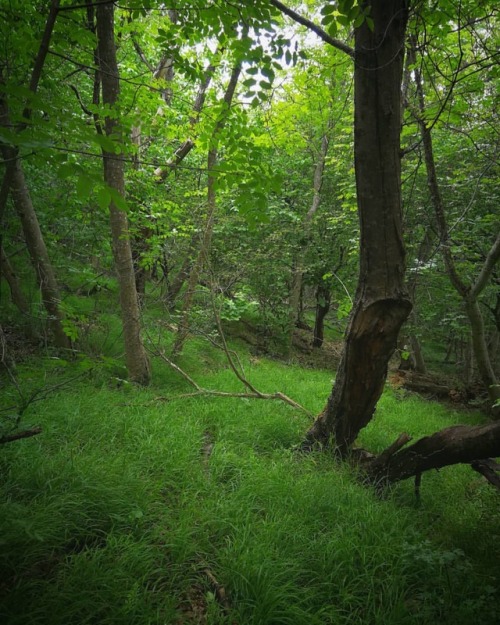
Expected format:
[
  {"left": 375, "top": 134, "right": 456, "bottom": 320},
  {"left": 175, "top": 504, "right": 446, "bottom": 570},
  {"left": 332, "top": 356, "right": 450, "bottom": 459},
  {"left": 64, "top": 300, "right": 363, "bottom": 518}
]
[
  {"left": 312, "top": 280, "right": 331, "bottom": 348},
  {"left": 271, "top": 1, "right": 500, "bottom": 486},
  {"left": 367, "top": 422, "right": 500, "bottom": 485},
  {"left": 96, "top": 2, "right": 150, "bottom": 385},
  {"left": 304, "top": 1, "right": 412, "bottom": 455},
  {"left": 0, "top": 246, "right": 30, "bottom": 317}
]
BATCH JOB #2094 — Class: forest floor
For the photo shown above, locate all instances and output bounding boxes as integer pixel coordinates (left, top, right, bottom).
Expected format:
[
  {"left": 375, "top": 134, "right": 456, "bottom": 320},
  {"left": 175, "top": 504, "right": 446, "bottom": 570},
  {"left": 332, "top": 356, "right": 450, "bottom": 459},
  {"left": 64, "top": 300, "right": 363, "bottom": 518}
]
[{"left": 1, "top": 318, "right": 499, "bottom": 625}]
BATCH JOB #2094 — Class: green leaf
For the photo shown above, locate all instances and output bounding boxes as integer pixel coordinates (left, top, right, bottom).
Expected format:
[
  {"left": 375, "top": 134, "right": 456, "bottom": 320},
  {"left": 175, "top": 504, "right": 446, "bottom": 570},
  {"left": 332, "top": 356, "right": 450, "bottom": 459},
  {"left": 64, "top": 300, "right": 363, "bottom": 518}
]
[
  {"left": 76, "top": 175, "right": 92, "bottom": 200},
  {"left": 261, "top": 66, "right": 275, "bottom": 81},
  {"left": 96, "top": 186, "right": 111, "bottom": 211},
  {"left": 320, "top": 4, "right": 336, "bottom": 16}
]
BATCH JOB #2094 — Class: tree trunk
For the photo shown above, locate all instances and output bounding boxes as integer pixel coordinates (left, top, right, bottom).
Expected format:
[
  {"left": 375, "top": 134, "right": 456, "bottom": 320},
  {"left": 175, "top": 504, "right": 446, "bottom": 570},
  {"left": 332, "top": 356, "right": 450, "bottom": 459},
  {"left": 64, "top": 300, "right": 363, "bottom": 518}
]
[
  {"left": 287, "top": 129, "right": 330, "bottom": 352},
  {"left": 0, "top": 157, "right": 70, "bottom": 349},
  {"left": 0, "top": 246, "right": 30, "bottom": 316},
  {"left": 0, "top": 0, "right": 69, "bottom": 349},
  {"left": 166, "top": 242, "right": 195, "bottom": 310},
  {"left": 304, "top": 1, "right": 411, "bottom": 455},
  {"left": 312, "top": 280, "right": 331, "bottom": 348},
  {"left": 410, "top": 37, "right": 500, "bottom": 412},
  {"left": 171, "top": 52, "right": 242, "bottom": 357},
  {"left": 96, "top": 2, "right": 150, "bottom": 385}
]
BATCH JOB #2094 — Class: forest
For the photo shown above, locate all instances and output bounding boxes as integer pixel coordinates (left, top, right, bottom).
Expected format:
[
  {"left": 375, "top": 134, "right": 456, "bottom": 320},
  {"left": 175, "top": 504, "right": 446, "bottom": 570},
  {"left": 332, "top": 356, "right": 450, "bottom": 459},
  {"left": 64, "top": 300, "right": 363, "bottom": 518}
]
[{"left": 0, "top": 0, "right": 499, "bottom": 623}]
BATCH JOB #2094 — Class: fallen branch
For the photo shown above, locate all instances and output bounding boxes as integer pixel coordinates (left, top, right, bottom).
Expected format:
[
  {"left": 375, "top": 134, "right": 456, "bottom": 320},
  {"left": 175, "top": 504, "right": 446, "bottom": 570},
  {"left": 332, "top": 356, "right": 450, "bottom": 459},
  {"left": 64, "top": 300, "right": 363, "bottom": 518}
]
[
  {"left": 0, "top": 426, "right": 42, "bottom": 444},
  {"left": 471, "top": 458, "right": 500, "bottom": 490},
  {"left": 368, "top": 421, "right": 500, "bottom": 485},
  {"left": 153, "top": 349, "right": 312, "bottom": 417},
  {"left": 202, "top": 567, "right": 232, "bottom": 614},
  {"left": 367, "top": 432, "right": 412, "bottom": 474}
]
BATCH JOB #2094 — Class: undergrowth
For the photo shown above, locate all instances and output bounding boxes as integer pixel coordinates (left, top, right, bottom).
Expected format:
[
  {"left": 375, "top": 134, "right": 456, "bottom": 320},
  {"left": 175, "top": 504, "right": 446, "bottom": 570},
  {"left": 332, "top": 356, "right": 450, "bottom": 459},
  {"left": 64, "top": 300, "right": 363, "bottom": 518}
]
[{"left": 1, "top": 328, "right": 499, "bottom": 624}]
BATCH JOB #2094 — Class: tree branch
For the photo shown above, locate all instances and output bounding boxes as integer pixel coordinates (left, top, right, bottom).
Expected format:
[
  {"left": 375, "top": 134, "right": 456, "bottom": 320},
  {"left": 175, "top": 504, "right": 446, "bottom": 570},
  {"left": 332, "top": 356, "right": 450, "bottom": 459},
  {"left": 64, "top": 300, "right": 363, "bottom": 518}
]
[
  {"left": 152, "top": 348, "right": 312, "bottom": 417},
  {"left": 0, "top": 427, "right": 42, "bottom": 445},
  {"left": 23, "top": 0, "right": 60, "bottom": 124},
  {"left": 269, "top": 0, "right": 354, "bottom": 58},
  {"left": 470, "top": 233, "right": 500, "bottom": 301}
]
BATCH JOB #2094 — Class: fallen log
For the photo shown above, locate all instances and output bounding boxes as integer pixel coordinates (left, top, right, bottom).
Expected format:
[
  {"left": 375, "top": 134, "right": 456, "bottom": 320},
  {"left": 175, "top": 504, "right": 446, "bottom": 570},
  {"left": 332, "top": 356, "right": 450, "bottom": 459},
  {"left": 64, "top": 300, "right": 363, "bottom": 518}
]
[{"left": 366, "top": 421, "right": 500, "bottom": 486}]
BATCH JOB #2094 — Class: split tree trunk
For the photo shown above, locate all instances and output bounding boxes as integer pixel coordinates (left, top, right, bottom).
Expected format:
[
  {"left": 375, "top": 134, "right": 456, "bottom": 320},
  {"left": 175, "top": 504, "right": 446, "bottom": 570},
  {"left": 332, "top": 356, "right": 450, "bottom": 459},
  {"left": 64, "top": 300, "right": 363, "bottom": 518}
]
[
  {"left": 96, "top": 2, "right": 150, "bottom": 385},
  {"left": 304, "top": 0, "right": 412, "bottom": 455}
]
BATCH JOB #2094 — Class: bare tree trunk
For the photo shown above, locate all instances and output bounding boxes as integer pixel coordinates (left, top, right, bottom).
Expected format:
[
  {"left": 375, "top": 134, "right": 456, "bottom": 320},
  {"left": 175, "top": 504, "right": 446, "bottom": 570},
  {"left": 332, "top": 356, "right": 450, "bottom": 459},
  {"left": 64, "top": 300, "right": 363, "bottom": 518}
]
[
  {"left": 96, "top": 2, "right": 150, "bottom": 385},
  {"left": 0, "top": 156, "right": 70, "bottom": 349},
  {"left": 410, "top": 333, "right": 426, "bottom": 374},
  {"left": 312, "top": 280, "right": 331, "bottom": 348},
  {"left": 166, "top": 240, "right": 196, "bottom": 309},
  {"left": 304, "top": 1, "right": 411, "bottom": 455}
]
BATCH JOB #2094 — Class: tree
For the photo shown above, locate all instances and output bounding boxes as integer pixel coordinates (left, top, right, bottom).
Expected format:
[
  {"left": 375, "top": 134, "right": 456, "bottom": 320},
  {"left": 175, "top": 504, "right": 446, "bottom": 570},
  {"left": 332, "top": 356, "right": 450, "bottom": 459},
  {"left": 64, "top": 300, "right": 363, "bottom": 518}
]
[
  {"left": 0, "top": 0, "right": 70, "bottom": 349},
  {"left": 408, "top": 30, "right": 500, "bottom": 412},
  {"left": 270, "top": 0, "right": 500, "bottom": 486},
  {"left": 295, "top": 0, "right": 412, "bottom": 455},
  {"left": 96, "top": 2, "right": 151, "bottom": 384}
]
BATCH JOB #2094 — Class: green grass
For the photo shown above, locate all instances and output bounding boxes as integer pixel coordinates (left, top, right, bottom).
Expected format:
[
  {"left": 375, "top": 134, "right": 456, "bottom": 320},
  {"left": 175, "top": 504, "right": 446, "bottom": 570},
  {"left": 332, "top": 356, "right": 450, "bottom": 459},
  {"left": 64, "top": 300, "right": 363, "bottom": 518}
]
[{"left": 1, "top": 332, "right": 499, "bottom": 625}]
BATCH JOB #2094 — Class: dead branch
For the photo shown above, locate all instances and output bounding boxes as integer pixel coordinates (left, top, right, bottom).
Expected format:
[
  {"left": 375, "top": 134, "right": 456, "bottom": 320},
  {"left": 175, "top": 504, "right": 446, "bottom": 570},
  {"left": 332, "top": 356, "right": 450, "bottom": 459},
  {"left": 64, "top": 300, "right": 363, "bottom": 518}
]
[
  {"left": 369, "top": 421, "right": 500, "bottom": 485},
  {"left": 0, "top": 426, "right": 42, "bottom": 444},
  {"left": 202, "top": 567, "right": 232, "bottom": 614},
  {"left": 368, "top": 432, "right": 412, "bottom": 473},
  {"left": 471, "top": 458, "right": 500, "bottom": 489},
  {"left": 152, "top": 349, "right": 312, "bottom": 417}
]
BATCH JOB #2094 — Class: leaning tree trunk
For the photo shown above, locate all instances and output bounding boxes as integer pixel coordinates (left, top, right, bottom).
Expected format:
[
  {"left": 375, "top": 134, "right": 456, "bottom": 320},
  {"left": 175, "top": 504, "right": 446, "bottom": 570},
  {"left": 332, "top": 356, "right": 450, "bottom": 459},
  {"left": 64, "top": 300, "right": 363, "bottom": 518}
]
[
  {"left": 96, "top": 2, "right": 150, "bottom": 385},
  {"left": 0, "top": 0, "right": 69, "bottom": 349},
  {"left": 0, "top": 158, "right": 70, "bottom": 349},
  {"left": 0, "top": 246, "right": 30, "bottom": 317},
  {"left": 304, "top": 0, "right": 412, "bottom": 455}
]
